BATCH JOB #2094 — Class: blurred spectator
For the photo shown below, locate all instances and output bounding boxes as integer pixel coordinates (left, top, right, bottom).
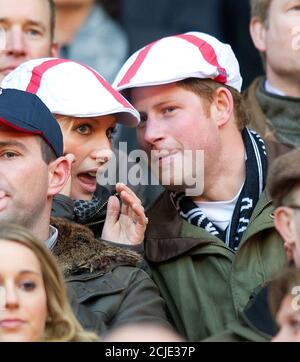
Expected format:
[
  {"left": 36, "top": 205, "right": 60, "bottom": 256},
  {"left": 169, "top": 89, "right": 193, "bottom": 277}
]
[
  {"left": 270, "top": 268, "right": 300, "bottom": 342},
  {"left": 0, "top": 223, "right": 98, "bottom": 342},
  {"left": 0, "top": 0, "right": 58, "bottom": 83},
  {"left": 54, "top": 0, "right": 128, "bottom": 82},
  {"left": 269, "top": 149, "right": 300, "bottom": 268},
  {"left": 244, "top": 0, "right": 300, "bottom": 163}
]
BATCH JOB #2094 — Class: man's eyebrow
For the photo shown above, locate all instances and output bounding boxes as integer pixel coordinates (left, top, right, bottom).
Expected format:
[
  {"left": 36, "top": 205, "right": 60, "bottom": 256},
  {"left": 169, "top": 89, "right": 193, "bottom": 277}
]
[
  {"left": 0, "top": 141, "right": 28, "bottom": 152},
  {"left": 153, "top": 100, "right": 177, "bottom": 109},
  {"left": 0, "top": 270, "right": 41, "bottom": 276},
  {"left": 25, "top": 20, "right": 47, "bottom": 31},
  {"left": 19, "top": 270, "right": 41, "bottom": 277},
  {"left": 136, "top": 100, "right": 176, "bottom": 112},
  {"left": 0, "top": 18, "right": 47, "bottom": 31}
]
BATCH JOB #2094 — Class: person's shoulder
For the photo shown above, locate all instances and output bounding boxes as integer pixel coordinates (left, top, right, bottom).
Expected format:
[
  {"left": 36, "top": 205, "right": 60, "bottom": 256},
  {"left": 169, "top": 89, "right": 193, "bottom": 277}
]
[
  {"left": 110, "top": 265, "right": 152, "bottom": 284},
  {"left": 72, "top": 265, "right": 154, "bottom": 298},
  {"left": 242, "top": 76, "right": 263, "bottom": 99}
]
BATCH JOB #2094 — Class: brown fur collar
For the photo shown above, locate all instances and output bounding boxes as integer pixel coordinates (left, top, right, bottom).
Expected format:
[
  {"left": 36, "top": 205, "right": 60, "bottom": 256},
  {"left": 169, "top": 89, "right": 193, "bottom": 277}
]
[{"left": 50, "top": 217, "right": 141, "bottom": 277}]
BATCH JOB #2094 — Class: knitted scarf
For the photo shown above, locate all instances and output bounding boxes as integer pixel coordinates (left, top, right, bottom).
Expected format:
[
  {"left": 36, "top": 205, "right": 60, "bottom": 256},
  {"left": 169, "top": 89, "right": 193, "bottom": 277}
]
[
  {"left": 170, "top": 128, "right": 268, "bottom": 250},
  {"left": 74, "top": 196, "right": 101, "bottom": 223},
  {"left": 73, "top": 186, "right": 112, "bottom": 224}
]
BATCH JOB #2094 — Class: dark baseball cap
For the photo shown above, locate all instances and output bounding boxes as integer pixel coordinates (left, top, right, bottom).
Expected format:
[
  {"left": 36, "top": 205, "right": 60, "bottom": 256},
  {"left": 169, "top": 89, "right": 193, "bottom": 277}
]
[{"left": 0, "top": 88, "right": 63, "bottom": 157}]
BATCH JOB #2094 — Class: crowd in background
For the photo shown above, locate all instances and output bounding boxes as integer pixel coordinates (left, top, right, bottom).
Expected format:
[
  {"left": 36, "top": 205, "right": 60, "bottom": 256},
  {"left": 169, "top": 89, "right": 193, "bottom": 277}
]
[{"left": 0, "top": 0, "right": 300, "bottom": 343}]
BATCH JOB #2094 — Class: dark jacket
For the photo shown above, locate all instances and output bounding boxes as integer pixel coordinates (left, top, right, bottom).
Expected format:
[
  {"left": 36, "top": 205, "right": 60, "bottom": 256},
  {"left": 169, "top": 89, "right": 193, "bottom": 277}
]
[
  {"left": 51, "top": 185, "right": 111, "bottom": 238},
  {"left": 51, "top": 217, "right": 170, "bottom": 336},
  {"left": 52, "top": 190, "right": 146, "bottom": 263},
  {"left": 144, "top": 190, "right": 287, "bottom": 341},
  {"left": 205, "top": 284, "right": 277, "bottom": 342}
]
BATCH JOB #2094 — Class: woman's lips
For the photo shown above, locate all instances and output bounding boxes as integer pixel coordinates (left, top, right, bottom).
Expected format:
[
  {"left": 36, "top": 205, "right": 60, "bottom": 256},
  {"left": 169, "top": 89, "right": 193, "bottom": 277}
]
[
  {"left": 77, "top": 173, "right": 97, "bottom": 193},
  {"left": 0, "top": 319, "right": 25, "bottom": 329}
]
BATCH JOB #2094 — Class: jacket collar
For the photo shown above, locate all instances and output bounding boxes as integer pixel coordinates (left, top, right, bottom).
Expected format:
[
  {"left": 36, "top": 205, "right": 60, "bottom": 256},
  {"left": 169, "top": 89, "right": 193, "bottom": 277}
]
[
  {"left": 145, "top": 191, "right": 220, "bottom": 262},
  {"left": 243, "top": 77, "right": 293, "bottom": 166},
  {"left": 244, "top": 77, "right": 289, "bottom": 145},
  {"left": 243, "top": 77, "right": 274, "bottom": 139},
  {"left": 145, "top": 190, "right": 275, "bottom": 263},
  {"left": 50, "top": 217, "right": 141, "bottom": 277}
]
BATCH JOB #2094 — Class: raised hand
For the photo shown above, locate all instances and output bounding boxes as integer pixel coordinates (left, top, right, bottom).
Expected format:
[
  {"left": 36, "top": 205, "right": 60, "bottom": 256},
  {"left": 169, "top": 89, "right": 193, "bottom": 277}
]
[{"left": 101, "top": 183, "right": 148, "bottom": 245}]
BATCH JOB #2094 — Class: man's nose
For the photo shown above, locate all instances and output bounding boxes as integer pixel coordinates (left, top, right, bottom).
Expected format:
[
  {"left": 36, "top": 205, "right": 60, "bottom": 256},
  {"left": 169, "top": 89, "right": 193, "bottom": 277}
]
[
  {"left": 5, "top": 27, "right": 26, "bottom": 56},
  {"left": 4, "top": 284, "right": 19, "bottom": 310},
  {"left": 92, "top": 149, "right": 114, "bottom": 164},
  {"left": 143, "top": 117, "right": 165, "bottom": 145}
]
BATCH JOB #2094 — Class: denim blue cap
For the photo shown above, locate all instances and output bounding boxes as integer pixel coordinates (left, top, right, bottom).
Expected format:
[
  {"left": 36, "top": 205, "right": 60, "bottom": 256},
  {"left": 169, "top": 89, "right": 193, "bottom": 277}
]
[{"left": 0, "top": 88, "right": 63, "bottom": 157}]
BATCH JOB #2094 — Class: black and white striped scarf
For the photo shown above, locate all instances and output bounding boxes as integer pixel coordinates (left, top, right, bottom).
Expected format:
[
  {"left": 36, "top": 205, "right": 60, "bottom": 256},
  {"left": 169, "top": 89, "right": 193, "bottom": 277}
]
[{"left": 170, "top": 128, "right": 267, "bottom": 250}]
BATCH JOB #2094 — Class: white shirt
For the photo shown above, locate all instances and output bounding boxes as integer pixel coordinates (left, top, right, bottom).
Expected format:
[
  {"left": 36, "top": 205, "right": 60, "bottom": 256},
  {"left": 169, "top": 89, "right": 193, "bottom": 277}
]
[
  {"left": 194, "top": 185, "right": 243, "bottom": 231},
  {"left": 265, "top": 80, "right": 286, "bottom": 96},
  {"left": 44, "top": 225, "right": 58, "bottom": 251}
]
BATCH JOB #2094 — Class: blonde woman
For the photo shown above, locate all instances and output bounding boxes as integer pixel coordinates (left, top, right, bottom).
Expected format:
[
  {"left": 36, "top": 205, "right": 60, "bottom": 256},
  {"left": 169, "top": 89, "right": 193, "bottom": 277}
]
[
  {"left": 2, "top": 58, "right": 147, "bottom": 243},
  {"left": 0, "top": 223, "right": 98, "bottom": 342}
]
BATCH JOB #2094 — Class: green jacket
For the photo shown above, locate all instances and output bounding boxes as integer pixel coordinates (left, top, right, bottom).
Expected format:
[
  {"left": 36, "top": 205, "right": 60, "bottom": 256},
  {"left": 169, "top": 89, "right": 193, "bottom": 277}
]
[
  {"left": 51, "top": 218, "right": 170, "bottom": 336},
  {"left": 205, "top": 284, "right": 277, "bottom": 342},
  {"left": 144, "top": 190, "right": 287, "bottom": 341}
]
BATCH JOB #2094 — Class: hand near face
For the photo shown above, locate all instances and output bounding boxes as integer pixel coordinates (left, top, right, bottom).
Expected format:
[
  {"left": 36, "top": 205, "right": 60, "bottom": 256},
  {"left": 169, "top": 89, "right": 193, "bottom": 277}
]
[
  {"left": 101, "top": 183, "right": 148, "bottom": 245},
  {"left": 59, "top": 153, "right": 76, "bottom": 198}
]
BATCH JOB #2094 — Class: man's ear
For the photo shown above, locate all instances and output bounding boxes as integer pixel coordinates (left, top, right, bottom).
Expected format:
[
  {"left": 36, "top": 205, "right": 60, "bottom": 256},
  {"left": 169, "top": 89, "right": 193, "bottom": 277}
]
[
  {"left": 210, "top": 87, "right": 234, "bottom": 128},
  {"left": 275, "top": 207, "right": 295, "bottom": 261},
  {"left": 250, "top": 17, "right": 267, "bottom": 52},
  {"left": 50, "top": 42, "right": 59, "bottom": 58},
  {"left": 47, "top": 156, "right": 71, "bottom": 197}
]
